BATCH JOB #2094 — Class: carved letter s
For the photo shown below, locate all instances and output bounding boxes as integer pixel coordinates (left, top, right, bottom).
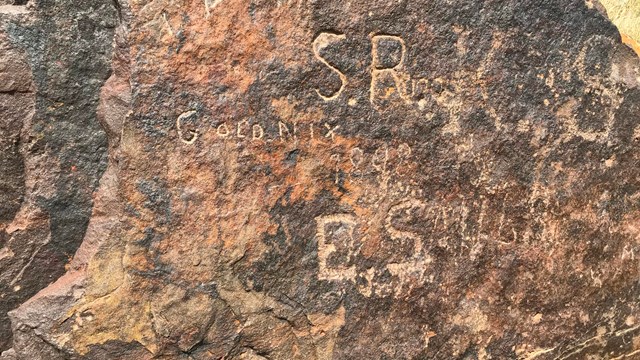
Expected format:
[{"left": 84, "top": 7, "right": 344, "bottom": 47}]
[{"left": 313, "top": 32, "right": 348, "bottom": 101}]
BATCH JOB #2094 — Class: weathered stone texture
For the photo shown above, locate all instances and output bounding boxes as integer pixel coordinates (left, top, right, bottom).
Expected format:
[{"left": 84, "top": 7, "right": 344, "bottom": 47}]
[
  {"left": 0, "top": 0, "right": 116, "bottom": 351},
  {"left": 2, "top": 0, "right": 640, "bottom": 359},
  {"left": 0, "top": 34, "right": 30, "bottom": 223}
]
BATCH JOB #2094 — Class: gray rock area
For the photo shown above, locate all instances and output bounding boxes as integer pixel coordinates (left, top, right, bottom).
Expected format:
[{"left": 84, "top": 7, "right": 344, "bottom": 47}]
[{"left": 0, "top": 0, "right": 115, "bottom": 351}]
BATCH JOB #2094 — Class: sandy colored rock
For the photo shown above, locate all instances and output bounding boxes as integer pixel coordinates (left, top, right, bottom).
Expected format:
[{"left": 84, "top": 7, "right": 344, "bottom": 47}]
[{"left": 598, "top": 0, "right": 640, "bottom": 55}]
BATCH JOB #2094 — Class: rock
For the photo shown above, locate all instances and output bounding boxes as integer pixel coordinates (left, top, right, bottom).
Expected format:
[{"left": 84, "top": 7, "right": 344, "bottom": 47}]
[
  {"left": 0, "top": 34, "right": 30, "bottom": 224},
  {"left": 3, "top": 0, "right": 640, "bottom": 359},
  {"left": 0, "top": 0, "right": 116, "bottom": 351},
  {"left": 598, "top": 0, "right": 640, "bottom": 56},
  {"left": 0, "top": 349, "right": 17, "bottom": 360}
]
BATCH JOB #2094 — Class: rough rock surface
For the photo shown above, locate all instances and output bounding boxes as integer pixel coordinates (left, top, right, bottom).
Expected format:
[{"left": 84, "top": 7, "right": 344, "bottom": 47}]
[
  {"left": 0, "top": 0, "right": 116, "bottom": 351},
  {"left": 2, "top": 0, "right": 640, "bottom": 359}
]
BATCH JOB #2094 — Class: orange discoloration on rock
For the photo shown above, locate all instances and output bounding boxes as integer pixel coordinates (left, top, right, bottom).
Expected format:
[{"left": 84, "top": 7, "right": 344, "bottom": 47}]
[
  {"left": 621, "top": 33, "right": 640, "bottom": 57},
  {"left": 5, "top": 0, "right": 640, "bottom": 358}
]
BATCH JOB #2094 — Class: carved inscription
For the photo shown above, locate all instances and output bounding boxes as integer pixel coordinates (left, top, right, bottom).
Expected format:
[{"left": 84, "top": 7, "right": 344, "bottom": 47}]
[
  {"left": 370, "top": 34, "right": 413, "bottom": 107},
  {"left": 166, "top": 28, "right": 636, "bottom": 303},
  {"left": 175, "top": 116, "right": 343, "bottom": 145},
  {"left": 307, "top": 32, "right": 627, "bottom": 142},
  {"left": 176, "top": 110, "right": 199, "bottom": 144},
  {"left": 313, "top": 33, "right": 424, "bottom": 107},
  {"left": 315, "top": 214, "right": 358, "bottom": 281},
  {"left": 175, "top": 32, "right": 627, "bottom": 147},
  {"left": 313, "top": 32, "right": 348, "bottom": 101},
  {"left": 307, "top": 137, "right": 613, "bottom": 297}
]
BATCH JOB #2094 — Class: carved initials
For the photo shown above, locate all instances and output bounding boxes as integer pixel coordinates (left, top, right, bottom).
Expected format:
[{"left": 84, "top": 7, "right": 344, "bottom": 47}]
[
  {"left": 370, "top": 34, "right": 412, "bottom": 106},
  {"left": 176, "top": 111, "right": 199, "bottom": 144},
  {"left": 315, "top": 214, "right": 358, "bottom": 281},
  {"left": 313, "top": 32, "right": 348, "bottom": 101}
]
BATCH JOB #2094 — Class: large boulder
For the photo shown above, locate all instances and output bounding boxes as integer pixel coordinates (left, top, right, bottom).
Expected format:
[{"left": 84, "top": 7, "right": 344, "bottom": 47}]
[{"left": 3, "top": 0, "right": 640, "bottom": 359}]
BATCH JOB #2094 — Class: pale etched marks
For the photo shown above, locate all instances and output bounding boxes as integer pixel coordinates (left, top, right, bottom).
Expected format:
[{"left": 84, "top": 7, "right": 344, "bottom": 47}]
[
  {"left": 385, "top": 198, "right": 426, "bottom": 256},
  {"left": 176, "top": 110, "right": 199, "bottom": 144},
  {"left": 315, "top": 214, "right": 358, "bottom": 281},
  {"left": 370, "top": 34, "right": 414, "bottom": 107},
  {"left": 313, "top": 32, "right": 348, "bottom": 101},
  {"left": 176, "top": 31, "right": 628, "bottom": 147},
  {"left": 311, "top": 140, "right": 556, "bottom": 297},
  {"left": 177, "top": 115, "right": 341, "bottom": 146},
  {"left": 559, "top": 35, "right": 624, "bottom": 143},
  {"left": 168, "top": 29, "right": 636, "bottom": 298},
  {"left": 312, "top": 32, "right": 424, "bottom": 108},
  {"left": 313, "top": 143, "right": 438, "bottom": 297},
  {"left": 309, "top": 30, "right": 630, "bottom": 143}
]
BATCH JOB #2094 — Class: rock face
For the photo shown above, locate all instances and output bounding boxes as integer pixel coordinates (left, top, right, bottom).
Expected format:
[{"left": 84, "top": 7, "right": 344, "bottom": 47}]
[
  {"left": 2, "top": 0, "right": 640, "bottom": 359},
  {"left": 0, "top": 0, "right": 116, "bottom": 351}
]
